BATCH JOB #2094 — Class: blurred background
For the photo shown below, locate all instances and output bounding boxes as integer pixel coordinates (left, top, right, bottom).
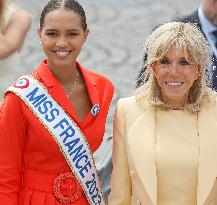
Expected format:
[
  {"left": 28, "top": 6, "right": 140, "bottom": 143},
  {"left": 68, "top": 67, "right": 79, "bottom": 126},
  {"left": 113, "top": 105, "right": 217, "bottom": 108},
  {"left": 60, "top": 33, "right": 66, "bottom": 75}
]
[{"left": 3, "top": 0, "right": 200, "bottom": 201}]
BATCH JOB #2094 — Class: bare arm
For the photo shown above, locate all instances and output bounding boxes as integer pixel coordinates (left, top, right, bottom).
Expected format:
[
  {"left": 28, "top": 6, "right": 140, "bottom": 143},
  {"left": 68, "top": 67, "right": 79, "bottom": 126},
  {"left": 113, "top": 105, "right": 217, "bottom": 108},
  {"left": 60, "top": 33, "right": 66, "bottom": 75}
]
[{"left": 0, "top": 9, "right": 32, "bottom": 59}]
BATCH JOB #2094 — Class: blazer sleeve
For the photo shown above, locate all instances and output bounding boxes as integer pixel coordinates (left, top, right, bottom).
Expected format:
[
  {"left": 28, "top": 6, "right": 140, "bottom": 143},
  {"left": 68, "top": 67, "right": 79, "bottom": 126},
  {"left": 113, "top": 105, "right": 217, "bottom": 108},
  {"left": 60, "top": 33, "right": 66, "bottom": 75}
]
[
  {"left": 0, "top": 93, "right": 26, "bottom": 205},
  {"left": 108, "top": 99, "right": 132, "bottom": 205}
]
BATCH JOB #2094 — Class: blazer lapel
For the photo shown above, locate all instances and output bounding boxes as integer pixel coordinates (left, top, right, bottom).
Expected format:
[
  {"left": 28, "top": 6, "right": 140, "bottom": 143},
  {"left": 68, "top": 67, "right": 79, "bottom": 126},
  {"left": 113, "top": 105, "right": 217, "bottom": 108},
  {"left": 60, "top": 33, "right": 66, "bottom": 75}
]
[
  {"left": 127, "top": 107, "right": 157, "bottom": 205},
  {"left": 197, "top": 107, "right": 217, "bottom": 205},
  {"left": 35, "top": 61, "right": 80, "bottom": 124},
  {"left": 187, "top": 10, "right": 202, "bottom": 31},
  {"left": 211, "top": 54, "right": 217, "bottom": 91},
  {"left": 35, "top": 61, "right": 101, "bottom": 127},
  {"left": 78, "top": 62, "right": 100, "bottom": 127}
]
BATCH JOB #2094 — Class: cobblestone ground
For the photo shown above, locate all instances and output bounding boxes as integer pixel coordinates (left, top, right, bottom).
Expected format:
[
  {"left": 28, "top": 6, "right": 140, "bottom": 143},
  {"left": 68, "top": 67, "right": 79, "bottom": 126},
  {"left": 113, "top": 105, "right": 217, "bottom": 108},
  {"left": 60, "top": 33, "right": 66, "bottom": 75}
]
[{"left": 3, "top": 0, "right": 200, "bottom": 200}]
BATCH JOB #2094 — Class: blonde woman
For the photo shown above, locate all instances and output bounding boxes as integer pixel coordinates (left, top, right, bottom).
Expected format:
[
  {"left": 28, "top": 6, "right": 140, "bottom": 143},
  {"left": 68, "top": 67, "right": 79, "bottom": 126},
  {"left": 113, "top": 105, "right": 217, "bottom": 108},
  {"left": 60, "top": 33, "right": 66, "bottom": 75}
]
[
  {"left": 109, "top": 22, "right": 217, "bottom": 205},
  {"left": 0, "top": 0, "right": 31, "bottom": 100}
]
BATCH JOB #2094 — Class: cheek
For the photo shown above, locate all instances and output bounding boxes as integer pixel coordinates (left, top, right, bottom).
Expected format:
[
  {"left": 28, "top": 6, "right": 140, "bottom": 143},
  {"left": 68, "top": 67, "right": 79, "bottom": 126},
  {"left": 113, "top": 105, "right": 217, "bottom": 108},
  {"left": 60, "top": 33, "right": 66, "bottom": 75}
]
[
  {"left": 74, "top": 38, "right": 85, "bottom": 47},
  {"left": 186, "top": 70, "right": 199, "bottom": 83},
  {"left": 41, "top": 38, "right": 52, "bottom": 48},
  {"left": 154, "top": 70, "right": 166, "bottom": 84}
]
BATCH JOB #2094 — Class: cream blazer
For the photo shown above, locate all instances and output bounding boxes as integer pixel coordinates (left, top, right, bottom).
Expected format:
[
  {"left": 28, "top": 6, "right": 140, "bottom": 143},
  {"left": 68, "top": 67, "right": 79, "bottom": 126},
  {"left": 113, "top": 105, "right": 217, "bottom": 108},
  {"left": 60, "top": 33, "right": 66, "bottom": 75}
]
[{"left": 108, "top": 94, "right": 217, "bottom": 205}]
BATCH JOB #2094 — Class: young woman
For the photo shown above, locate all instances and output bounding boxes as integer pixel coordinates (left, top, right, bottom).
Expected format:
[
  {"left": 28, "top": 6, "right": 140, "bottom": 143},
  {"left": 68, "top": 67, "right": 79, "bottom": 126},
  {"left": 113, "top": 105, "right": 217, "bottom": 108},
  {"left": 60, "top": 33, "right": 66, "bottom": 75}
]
[
  {"left": 109, "top": 22, "right": 217, "bottom": 205},
  {"left": 0, "top": 0, "right": 114, "bottom": 205}
]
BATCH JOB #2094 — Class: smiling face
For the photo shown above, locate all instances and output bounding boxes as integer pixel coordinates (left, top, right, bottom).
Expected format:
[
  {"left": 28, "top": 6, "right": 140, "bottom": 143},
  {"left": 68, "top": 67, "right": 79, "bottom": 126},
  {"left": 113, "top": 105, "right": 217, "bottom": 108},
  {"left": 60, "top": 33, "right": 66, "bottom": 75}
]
[
  {"left": 152, "top": 46, "right": 200, "bottom": 105},
  {"left": 38, "top": 9, "right": 89, "bottom": 70}
]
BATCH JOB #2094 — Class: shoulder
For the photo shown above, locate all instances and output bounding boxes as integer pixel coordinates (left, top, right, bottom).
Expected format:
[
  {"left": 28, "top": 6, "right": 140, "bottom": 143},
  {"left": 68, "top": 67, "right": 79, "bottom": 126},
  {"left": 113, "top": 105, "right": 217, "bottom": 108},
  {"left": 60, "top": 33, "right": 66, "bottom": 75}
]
[
  {"left": 118, "top": 96, "right": 137, "bottom": 109},
  {"left": 78, "top": 63, "right": 113, "bottom": 83},
  {"left": 80, "top": 64, "right": 114, "bottom": 95},
  {"left": 202, "top": 89, "right": 217, "bottom": 117},
  {"left": 151, "top": 10, "right": 199, "bottom": 32},
  {"left": 205, "top": 89, "right": 217, "bottom": 105},
  {"left": 78, "top": 63, "right": 115, "bottom": 106},
  {"left": 88, "top": 69, "right": 113, "bottom": 87},
  {"left": 172, "top": 10, "right": 200, "bottom": 25},
  {"left": 0, "top": 91, "right": 29, "bottom": 131},
  {"left": 91, "top": 71, "right": 115, "bottom": 104},
  {"left": 1, "top": 92, "right": 24, "bottom": 115},
  {"left": 116, "top": 96, "right": 145, "bottom": 120},
  {"left": 12, "top": 9, "right": 32, "bottom": 24},
  {"left": 9, "top": 7, "right": 32, "bottom": 28}
]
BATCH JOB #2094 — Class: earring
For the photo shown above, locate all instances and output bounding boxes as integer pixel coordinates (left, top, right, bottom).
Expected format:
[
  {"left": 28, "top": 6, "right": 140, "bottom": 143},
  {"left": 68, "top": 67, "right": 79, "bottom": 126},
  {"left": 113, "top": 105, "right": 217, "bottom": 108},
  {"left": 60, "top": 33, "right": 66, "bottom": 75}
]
[{"left": 40, "top": 41, "right": 42, "bottom": 45}]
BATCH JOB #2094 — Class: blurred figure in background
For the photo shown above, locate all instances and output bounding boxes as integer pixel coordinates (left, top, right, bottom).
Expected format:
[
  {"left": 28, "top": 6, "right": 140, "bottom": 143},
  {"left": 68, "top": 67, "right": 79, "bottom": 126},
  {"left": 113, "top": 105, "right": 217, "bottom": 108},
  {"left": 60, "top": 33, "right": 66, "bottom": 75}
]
[
  {"left": 136, "top": 0, "right": 217, "bottom": 90},
  {"left": 0, "top": 0, "right": 32, "bottom": 100}
]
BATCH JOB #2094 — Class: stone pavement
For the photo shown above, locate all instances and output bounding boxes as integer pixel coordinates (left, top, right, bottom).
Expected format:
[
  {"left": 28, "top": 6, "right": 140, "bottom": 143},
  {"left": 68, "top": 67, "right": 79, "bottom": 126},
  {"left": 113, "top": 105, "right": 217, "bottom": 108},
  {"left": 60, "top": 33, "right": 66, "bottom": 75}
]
[{"left": 3, "top": 0, "right": 200, "bottom": 200}]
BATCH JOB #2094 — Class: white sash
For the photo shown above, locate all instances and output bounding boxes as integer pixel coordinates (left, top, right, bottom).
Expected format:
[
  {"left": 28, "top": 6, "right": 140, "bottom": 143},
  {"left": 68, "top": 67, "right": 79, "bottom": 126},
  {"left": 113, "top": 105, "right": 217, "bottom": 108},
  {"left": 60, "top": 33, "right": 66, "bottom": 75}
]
[{"left": 7, "top": 75, "right": 105, "bottom": 205}]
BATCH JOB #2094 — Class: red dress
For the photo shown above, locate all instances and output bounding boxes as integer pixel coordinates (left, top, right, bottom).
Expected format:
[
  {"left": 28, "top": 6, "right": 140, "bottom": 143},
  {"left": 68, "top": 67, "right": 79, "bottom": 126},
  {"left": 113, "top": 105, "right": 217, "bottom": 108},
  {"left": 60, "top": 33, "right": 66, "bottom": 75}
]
[{"left": 0, "top": 60, "right": 114, "bottom": 205}]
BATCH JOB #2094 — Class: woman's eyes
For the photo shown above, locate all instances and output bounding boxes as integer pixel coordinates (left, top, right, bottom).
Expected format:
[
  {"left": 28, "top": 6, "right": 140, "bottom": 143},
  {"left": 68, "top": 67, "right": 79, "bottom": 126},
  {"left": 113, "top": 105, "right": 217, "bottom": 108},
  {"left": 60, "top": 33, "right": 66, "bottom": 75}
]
[
  {"left": 44, "top": 32, "right": 78, "bottom": 37},
  {"left": 67, "top": 32, "right": 78, "bottom": 36},
  {"left": 45, "top": 32, "right": 57, "bottom": 36},
  {"left": 160, "top": 59, "right": 170, "bottom": 64},
  {"left": 159, "top": 59, "right": 190, "bottom": 66},
  {"left": 179, "top": 59, "right": 190, "bottom": 65}
]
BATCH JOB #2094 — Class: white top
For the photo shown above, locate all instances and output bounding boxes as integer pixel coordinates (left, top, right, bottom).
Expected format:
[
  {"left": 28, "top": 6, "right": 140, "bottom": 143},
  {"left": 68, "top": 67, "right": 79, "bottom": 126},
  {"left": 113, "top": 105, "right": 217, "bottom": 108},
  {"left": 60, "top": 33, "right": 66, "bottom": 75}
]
[
  {"left": 156, "top": 109, "right": 199, "bottom": 205},
  {"left": 0, "top": 5, "right": 20, "bottom": 101}
]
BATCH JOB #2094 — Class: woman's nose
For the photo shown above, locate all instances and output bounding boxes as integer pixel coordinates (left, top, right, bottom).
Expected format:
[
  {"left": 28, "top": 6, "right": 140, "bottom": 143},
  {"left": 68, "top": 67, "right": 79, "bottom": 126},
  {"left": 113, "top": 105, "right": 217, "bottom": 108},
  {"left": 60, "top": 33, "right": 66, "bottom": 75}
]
[
  {"left": 56, "top": 36, "right": 68, "bottom": 48},
  {"left": 169, "top": 63, "right": 181, "bottom": 75}
]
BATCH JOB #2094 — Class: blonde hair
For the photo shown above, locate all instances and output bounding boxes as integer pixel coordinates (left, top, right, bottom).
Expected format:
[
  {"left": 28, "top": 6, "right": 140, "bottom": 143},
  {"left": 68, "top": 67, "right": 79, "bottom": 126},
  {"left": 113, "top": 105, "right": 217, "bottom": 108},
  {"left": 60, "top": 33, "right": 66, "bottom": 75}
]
[
  {"left": 0, "top": 0, "right": 8, "bottom": 33},
  {"left": 136, "top": 22, "right": 211, "bottom": 112}
]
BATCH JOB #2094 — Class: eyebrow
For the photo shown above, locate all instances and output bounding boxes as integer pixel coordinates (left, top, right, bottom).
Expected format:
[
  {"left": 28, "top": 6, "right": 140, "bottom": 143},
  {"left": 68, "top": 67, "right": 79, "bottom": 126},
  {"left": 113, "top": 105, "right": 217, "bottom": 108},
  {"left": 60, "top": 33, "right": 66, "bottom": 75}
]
[
  {"left": 44, "top": 28, "right": 80, "bottom": 32},
  {"left": 179, "top": 57, "right": 188, "bottom": 60},
  {"left": 44, "top": 29, "right": 56, "bottom": 32},
  {"left": 161, "top": 56, "right": 169, "bottom": 60},
  {"left": 161, "top": 56, "right": 187, "bottom": 60}
]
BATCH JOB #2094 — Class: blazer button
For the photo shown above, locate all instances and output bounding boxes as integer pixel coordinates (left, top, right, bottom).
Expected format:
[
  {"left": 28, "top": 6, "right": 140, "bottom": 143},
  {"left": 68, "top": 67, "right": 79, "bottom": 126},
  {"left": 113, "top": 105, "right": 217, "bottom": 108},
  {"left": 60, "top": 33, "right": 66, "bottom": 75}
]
[
  {"left": 129, "top": 170, "right": 135, "bottom": 178},
  {"left": 136, "top": 199, "right": 141, "bottom": 204},
  {"left": 208, "top": 201, "right": 213, "bottom": 205}
]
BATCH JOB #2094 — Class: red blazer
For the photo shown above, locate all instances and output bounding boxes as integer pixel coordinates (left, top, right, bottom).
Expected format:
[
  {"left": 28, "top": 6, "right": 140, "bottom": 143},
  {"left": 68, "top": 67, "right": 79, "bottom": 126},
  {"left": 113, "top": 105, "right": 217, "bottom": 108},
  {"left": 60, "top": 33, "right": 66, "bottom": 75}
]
[{"left": 0, "top": 60, "right": 114, "bottom": 205}]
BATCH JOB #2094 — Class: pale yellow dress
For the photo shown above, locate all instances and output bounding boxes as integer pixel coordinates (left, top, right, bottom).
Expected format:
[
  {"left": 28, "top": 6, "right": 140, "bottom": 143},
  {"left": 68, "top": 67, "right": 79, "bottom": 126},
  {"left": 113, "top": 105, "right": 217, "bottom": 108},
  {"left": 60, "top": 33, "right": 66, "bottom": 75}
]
[{"left": 156, "top": 109, "right": 199, "bottom": 205}]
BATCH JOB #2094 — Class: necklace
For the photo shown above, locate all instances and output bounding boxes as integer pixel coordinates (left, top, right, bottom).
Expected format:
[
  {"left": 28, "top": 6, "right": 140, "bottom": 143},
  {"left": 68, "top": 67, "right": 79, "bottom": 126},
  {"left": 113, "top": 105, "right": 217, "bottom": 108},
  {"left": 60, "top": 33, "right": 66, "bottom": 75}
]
[{"left": 66, "top": 68, "right": 79, "bottom": 98}]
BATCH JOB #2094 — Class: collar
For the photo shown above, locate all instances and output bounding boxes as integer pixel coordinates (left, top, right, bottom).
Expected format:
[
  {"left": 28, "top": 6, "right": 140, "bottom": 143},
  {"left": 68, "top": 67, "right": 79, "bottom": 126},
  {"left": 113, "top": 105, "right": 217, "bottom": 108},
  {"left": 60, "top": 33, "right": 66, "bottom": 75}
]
[
  {"left": 35, "top": 59, "right": 100, "bottom": 126},
  {"left": 36, "top": 59, "right": 97, "bottom": 88},
  {"left": 35, "top": 59, "right": 59, "bottom": 88}
]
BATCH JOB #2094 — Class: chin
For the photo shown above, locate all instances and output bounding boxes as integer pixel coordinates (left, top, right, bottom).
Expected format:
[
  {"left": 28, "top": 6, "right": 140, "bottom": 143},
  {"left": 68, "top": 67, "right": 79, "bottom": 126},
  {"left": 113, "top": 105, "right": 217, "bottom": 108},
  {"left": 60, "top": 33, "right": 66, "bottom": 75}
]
[
  {"left": 207, "top": 15, "right": 217, "bottom": 26},
  {"left": 164, "top": 90, "right": 189, "bottom": 99},
  {"left": 53, "top": 60, "right": 73, "bottom": 67}
]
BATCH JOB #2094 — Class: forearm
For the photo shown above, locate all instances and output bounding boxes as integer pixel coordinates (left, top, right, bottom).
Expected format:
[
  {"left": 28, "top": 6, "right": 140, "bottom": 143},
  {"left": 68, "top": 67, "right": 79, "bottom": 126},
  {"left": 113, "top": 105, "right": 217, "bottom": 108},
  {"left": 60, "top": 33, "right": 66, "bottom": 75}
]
[
  {"left": 0, "top": 9, "right": 32, "bottom": 60},
  {"left": 0, "top": 34, "right": 17, "bottom": 59}
]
